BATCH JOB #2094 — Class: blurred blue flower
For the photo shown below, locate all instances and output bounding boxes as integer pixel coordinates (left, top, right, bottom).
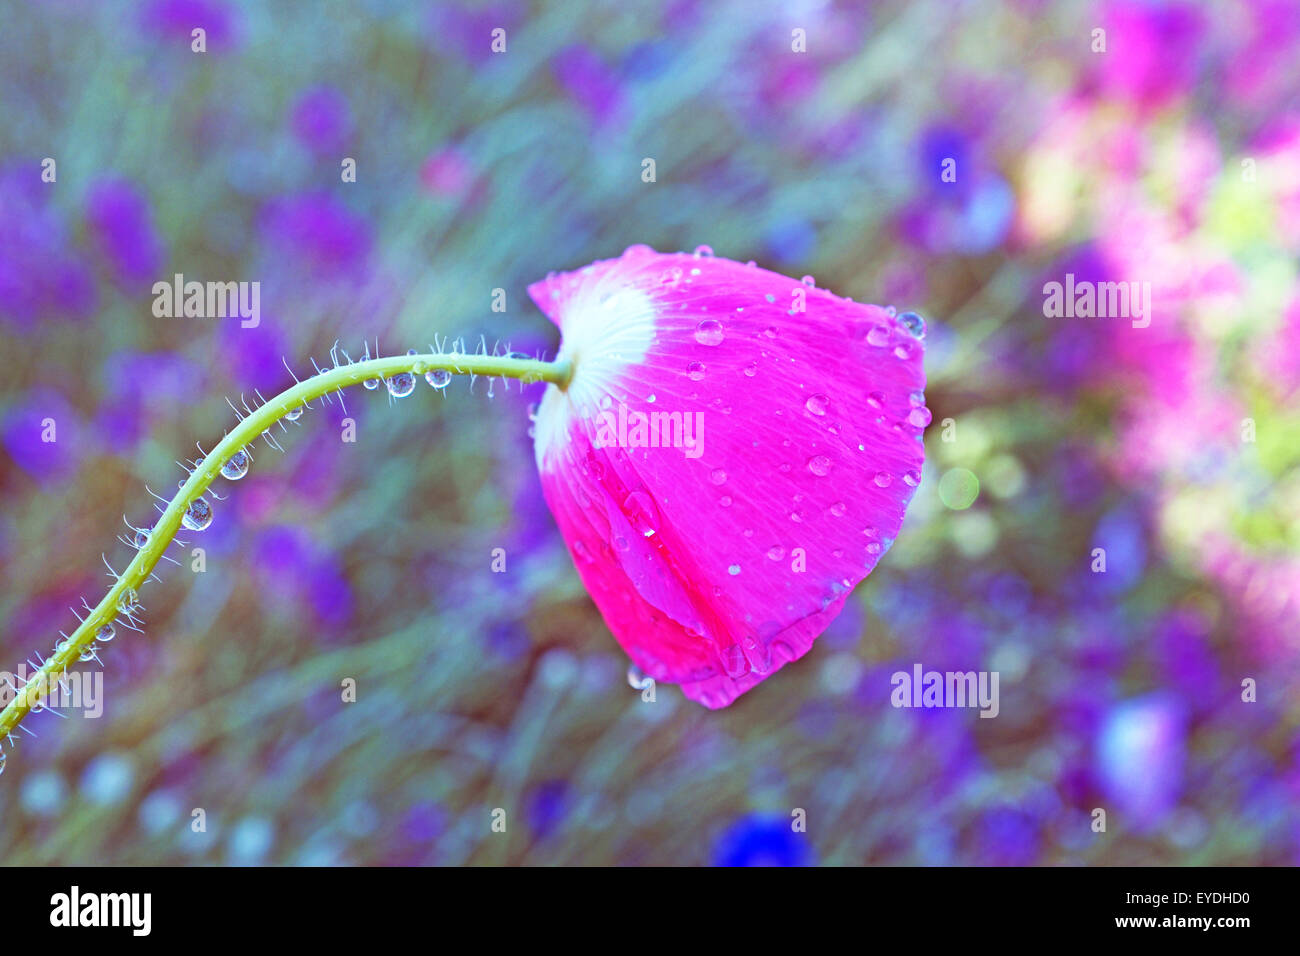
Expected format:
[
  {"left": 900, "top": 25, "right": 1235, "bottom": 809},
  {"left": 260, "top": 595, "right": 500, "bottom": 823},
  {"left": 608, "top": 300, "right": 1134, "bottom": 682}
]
[{"left": 713, "top": 813, "right": 811, "bottom": 866}]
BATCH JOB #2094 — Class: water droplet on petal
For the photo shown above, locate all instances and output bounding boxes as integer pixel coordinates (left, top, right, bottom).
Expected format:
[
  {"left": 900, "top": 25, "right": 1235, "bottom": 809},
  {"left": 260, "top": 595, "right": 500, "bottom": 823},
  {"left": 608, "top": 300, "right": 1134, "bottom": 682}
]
[
  {"left": 829, "top": 501, "right": 847, "bottom": 517},
  {"left": 182, "top": 496, "right": 213, "bottom": 531},
  {"left": 719, "top": 495, "right": 733, "bottom": 507},
  {"left": 800, "top": 275, "right": 816, "bottom": 287},
  {"left": 908, "top": 407, "right": 933, "bottom": 427},
  {"left": 623, "top": 491, "right": 660, "bottom": 537},
  {"left": 893, "top": 344, "right": 912, "bottom": 360},
  {"left": 727, "top": 564, "right": 741, "bottom": 576},
  {"left": 721, "top": 643, "right": 747, "bottom": 677},
  {"left": 425, "top": 368, "right": 452, "bottom": 389},
  {"left": 805, "top": 393, "right": 829, "bottom": 416},
  {"left": 807, "top": 454, "right": 832, "bottom": 476},
  {"left": 686, "top": 361, "right": 706, "bottom": 381},
  {"left": 904, "top": 469, "right": 922, "bottom": 487},
  {"left": 743, "top": 362, "right": 758, "bottom": 377},
  {"left": 874, "top": 472, "right": 893, "bottom": 488},
  {"left": 766, "top": 545, "right": 786, "bottom": 560},
  {"left": 867, "top": 391, "right": 885, "bottom": 409},
  {"left": 693, "top": 244, "right": 714, "bottom": 258},
  {"left": 694, "top": 319, "right": 724, "bottom": 346},
  {"left": 221, "top": 448, "right": 250, "bottom": 480},
  {"left": 867, "top": 325, "right": 891, "bottom": 347},
  {"left": 710, "top": 468, "right": 727, "bottom": 486},
  {"left": 899, "top": 311, "right": 926, "bottom": 337}
]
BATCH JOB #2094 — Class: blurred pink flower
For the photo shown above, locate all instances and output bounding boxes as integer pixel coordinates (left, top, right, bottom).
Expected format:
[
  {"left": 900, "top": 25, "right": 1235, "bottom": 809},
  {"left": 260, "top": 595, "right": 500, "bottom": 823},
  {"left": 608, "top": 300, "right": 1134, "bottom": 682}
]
[
  {"left": 527, "top": 246, "right": 927, "bottom": 707},
  {"left": 1089, "top": 1, "right": 1205, "bottom": 110}
]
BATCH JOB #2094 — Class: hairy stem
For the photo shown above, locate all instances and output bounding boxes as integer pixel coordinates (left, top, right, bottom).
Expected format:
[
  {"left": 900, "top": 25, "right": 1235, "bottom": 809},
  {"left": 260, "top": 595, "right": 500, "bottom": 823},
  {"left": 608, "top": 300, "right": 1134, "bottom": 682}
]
[{"left": 0, "top": 351, "right": 569, "bottom": 742}]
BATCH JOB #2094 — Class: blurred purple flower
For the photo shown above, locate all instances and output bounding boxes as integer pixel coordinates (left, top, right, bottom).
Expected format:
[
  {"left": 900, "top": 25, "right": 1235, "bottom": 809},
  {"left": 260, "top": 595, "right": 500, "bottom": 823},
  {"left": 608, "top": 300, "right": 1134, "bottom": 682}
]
[
  {"left": 290, "top": 85, "right": 352, "bottom": 155},
  {"left": 0, "top": 165, "right": 95, "bottom": 328},
  {"left": 85, "top": 177, "right": 165, "bottom": 287},
  {"left": 261, "top": 193, "right": 371, "bottom": 276},
  {"left": 97, "top": 350, "right": 207, "bottom": 452},
  {"left": 2, "top": 388, "right": 85, "bottom": 483},
  {"left": 553, "top": 46, "right": 625, "bottom": 127},
  {"left": 139, "top": 0, "right": 235, "bottom": 47},
  {"left": 253, "top": 525, "right": 354, "bottom": 632},
  {"left": 525, "top": 780, "right": 570, "bottom": 841},
  {"left": 972, "top": 806, "right": 1040, "bottom": 866},
  {"left": 429, "top": 2, "right": 522, "bottom": 65}
]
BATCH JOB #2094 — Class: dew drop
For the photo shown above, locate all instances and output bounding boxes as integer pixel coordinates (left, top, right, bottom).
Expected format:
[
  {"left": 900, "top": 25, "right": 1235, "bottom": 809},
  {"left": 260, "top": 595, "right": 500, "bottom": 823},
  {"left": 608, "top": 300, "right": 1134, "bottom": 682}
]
[
  {"left": 893, "top": 344, "right": 912, "bottom": 359},
  {"left": 800, "top": 275, "right": 816, "bottom": 287},
  {"left": 874, "top": 472, "right": 893, "bottom": 488},
  {"left": 805, "top": 393, "right": 829, "bottom": 416},
  {"left": 627, "top": 664, "right": 651, "bottom": 689},
  {"left": 898, "top": 311, "right": 926, "bottom": 337},
  {"left": 132, "top": 528, "right": 150, "bottom": 549},
  {"left": 425, "top": 368, "right": 452, "bottom": 389},
  {"left": 116, "top": 589, "right": 139, "bottom": 614},
  {"left": 710, "top": 468, "right": 727, "bottom": 486},
  {"left": 182, "top": 496, "right": 214, "bottom": 531},
  {"left": 719, "top": 495, "right": 733, "bottom": 507},
  {"left": 908, "top": 407, "right": 933, "bottom": 427},
  {"left": 693, "top": 244, "right": 714, "bottom": 258},
  {"left": 694, "top": 319, "right": 725, "bottom": 346},
  {"left": 904, "top": 469, "right": 922, "bottom": 487},
  {"left": 722, "top": 643, "right": 746, "bottom": 677},
  {"left": 829, "top": 501, "right": 847, "bottom": 517},
  {"left": 766, "top": 545, "right": 786, "bottom": 561},
  {"left": 386, "top": 371, "right": 416, "bottom": 398},
  {"left": 867, "top": 391, "right": 885, "bottom": 409},
  {"left": 221, "top": 448, "right": 250, "bottom": 480},
  {"left": 743, "top": 362, "right": 758, "bottom": 377},
  {"left": 866, "top": 325, "right": 891, "bottom": 347},
  {"left": 686, "top": 361, "right": 706, "bottom": 381},
  {"left": 96, "top": 622, "right": 116, "bottom": 643},
  {"left": 363, "top": 378, "right": 380, "bottom": 390},
  {"left": 807, "top": 454, "right": 832, "bottom": 476},
  {"left": 79, "top": 645, "right": 97, "bottom": 663},
  {"left": 623, "top": 491, "right": 660, "bottom": 538},
  {"left": 727, "top": 564, "right": 741, "bottom": 576},
  {"left": 765, "top": 294, "right": 776, "bottom": 303},
  {"left": 285, "top": 406, "right": 303, "bottom": 421}
]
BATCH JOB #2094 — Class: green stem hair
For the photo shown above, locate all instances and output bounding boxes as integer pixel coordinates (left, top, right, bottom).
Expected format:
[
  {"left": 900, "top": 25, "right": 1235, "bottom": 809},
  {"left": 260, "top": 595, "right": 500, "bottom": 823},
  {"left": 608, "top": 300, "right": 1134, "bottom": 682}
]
[{"left": 0, "top": 351, "right": 570, "bottom": 744}]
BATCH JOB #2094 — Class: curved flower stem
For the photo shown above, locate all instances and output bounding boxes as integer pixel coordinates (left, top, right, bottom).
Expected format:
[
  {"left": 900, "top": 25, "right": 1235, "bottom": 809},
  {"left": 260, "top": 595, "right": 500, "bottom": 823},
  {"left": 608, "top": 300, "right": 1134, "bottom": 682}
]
[{"left": 0, "top": 351, "right": 569, "bottom": 742}]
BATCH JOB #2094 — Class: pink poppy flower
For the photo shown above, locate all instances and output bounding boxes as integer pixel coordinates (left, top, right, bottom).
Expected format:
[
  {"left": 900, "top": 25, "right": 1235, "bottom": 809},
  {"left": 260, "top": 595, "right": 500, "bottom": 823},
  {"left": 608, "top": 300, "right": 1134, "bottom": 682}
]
[{"left": 527, "top": 246, "right": 927, "bottom": 708}]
